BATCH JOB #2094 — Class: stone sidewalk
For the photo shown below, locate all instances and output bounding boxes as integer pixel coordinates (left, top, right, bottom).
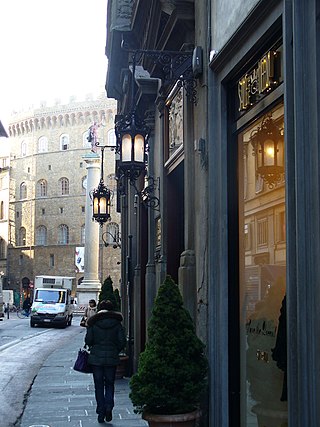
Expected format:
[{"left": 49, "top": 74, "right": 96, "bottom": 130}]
[{"left": 18, "top": 327, "right": 147, "bottom": 427}]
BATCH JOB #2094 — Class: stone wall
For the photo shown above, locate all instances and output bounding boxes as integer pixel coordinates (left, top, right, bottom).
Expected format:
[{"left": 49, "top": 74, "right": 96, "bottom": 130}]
[{"left": 6, "top": 95, "right": 121, "bottom": 295}]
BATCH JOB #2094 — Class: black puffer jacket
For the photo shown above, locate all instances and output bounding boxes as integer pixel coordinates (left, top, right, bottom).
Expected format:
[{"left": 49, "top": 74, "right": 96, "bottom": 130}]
[{"left": 85, "top": 310, "right": 126, "bottom": 366}]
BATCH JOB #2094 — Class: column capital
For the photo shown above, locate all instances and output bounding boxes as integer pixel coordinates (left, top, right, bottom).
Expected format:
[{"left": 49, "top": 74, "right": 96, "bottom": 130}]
[{"left": 83, "top": 152, "right": 101, "bottom": 166}]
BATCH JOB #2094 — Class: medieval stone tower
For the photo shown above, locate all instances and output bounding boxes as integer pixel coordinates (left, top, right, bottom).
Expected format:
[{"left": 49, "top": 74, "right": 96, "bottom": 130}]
[{"left": 4, "top": 94, "right": 120, "bottom": 302}]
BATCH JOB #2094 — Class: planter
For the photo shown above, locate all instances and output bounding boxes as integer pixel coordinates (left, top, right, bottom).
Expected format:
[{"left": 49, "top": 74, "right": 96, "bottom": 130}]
[
  {"left": 252, "top": 404, "right": 288, "bottom": 427},
  {"left": 142, "top": 409, "right": 201, "bottom": 427},
  {"left": 116, "top": 355, "right": 129, "bottom": 379}
]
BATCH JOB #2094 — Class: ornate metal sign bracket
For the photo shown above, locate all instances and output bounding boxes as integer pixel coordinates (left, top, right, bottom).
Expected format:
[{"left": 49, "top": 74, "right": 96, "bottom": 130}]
[{"left": 121, "top": 40, "right": 198, "bottom": 104}]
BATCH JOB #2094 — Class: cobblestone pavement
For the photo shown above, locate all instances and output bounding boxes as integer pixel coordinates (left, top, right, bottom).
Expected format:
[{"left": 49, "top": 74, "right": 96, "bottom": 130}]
[{"left": 18, "top": 327, "right": 147, "bottom": 427}]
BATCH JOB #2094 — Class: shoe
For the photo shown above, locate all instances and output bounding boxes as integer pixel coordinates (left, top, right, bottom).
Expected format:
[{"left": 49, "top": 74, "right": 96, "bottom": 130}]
[
  {"left": 98, "top": 414, "right": 105, "bottom": 423},
  {"left": 105, "top": 410, "right": 112, "bottom": 422}
]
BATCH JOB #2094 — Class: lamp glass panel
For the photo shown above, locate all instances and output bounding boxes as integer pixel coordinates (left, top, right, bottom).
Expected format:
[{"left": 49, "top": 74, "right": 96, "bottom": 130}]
[
  {"left": 99, "top": 197, "right": 107, "bottom": 214},
  {"left": 122, "top": 134, "right": 132, "bottom": 162},
  {"left": 276, "top": 138, "right": 284, "bottom": 167},
  {"left": 263, "top": 139, "right": 276, "bottom": 166},
  {"left": 93, "top": 197, "right": 99, "bottom": 215},
  {"left": 134, "top": 134, "right": 145, "bottom": 162}
]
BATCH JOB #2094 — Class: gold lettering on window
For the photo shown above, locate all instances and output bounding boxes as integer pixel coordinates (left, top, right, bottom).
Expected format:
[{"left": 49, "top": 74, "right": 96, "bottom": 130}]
[{"left": 238, "top": 50, "right": 281, "bottom": 111}]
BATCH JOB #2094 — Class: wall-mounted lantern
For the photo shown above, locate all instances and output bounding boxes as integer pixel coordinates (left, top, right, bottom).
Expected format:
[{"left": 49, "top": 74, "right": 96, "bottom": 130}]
[{"left": 115, "top": 112, "right": 149, "bottom": 182}]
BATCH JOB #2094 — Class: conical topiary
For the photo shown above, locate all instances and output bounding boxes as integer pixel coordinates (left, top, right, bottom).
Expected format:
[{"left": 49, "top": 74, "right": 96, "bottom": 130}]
[
  {"left": 114, "top": 288, "right": 121, "bottom": 312},
  {"left": 98, "top": 276, "right": 120, "bottom": 311},
  {"left": 129, "top": 275, "right": 208, "bottom": 415}
]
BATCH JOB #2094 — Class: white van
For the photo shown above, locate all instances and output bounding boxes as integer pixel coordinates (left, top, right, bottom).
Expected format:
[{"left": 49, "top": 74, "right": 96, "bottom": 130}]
[{"left": 30, "top": 276, "right": 75, "bottom": 328}]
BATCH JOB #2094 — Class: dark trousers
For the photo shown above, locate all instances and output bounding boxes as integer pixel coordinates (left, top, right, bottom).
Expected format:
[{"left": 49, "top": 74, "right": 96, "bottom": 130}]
[{"left": 92, "top": 365, "right": 117, "bottom": 415}]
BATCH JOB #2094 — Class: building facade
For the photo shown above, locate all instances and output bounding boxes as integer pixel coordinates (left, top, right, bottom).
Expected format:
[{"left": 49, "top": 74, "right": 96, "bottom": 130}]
[
  {"left": 106, "top": 1, "right": 319, "bottom": 426},
  {"left": 3, "top": 94, "right": 121, "bottom": 304}
]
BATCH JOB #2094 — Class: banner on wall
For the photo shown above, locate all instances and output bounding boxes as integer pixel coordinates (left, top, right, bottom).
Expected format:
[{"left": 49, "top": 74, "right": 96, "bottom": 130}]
[{"left": 75, "top": 247, "right": 85, "bottom": 272}]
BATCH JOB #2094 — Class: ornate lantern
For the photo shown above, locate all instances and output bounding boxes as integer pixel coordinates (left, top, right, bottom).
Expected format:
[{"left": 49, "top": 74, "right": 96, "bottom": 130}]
[
  {"left": 250, "top": 115, "right": 284, "bottom": 188},
  {"left": 115, "top": 112, "right": 148, "bottom": 181},
  {"left": 92, "top": 180, "right": 111, "bottom": 226}
]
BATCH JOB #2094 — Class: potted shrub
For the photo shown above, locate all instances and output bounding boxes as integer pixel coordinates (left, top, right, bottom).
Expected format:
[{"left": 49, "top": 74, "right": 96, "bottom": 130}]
[
  {"left": 98, "top": 275, "right": 120, "bottom": 311},
  {"left": 129, "top": 275, "right": 208, "bottom": 426}
]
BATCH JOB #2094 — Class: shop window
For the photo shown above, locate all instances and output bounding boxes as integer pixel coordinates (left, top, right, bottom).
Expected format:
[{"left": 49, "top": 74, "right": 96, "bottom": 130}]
[{"left": 238, "top": 102, "right": 287, "bottom": 427}]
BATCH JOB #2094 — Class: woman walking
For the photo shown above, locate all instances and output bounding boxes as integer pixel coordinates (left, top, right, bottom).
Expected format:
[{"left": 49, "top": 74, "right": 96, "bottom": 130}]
[
  {"left": 85, "top": 300, "right": 126, "bottom": 423},
  {"left": 84, "top": 299, "right": 97, "bottom": 321}
]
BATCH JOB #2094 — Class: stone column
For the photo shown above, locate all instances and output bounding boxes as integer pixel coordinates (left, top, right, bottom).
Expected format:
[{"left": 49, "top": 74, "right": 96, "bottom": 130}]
[{"left": 76, "top": 153, "right": 101, "bottom": 306}]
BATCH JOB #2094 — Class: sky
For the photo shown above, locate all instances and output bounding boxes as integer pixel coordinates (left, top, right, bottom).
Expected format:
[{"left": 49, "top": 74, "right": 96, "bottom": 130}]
[{"left": 0, "top": 0, "right": 108, "bottom": 126}]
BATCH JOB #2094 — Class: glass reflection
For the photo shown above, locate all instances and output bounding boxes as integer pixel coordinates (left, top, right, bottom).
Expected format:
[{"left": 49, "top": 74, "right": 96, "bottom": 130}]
[{"left": 239, "top": 103, "right": 288, "bottom": 427}]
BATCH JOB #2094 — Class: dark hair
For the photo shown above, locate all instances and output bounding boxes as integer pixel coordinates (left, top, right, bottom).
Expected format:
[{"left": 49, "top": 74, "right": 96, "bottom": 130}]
[
  {"left": 89, "top": 299, "right": 96, "bottom": 306},
  {"left": 98, "top": 300, "right": 114, "bottom": 311}
]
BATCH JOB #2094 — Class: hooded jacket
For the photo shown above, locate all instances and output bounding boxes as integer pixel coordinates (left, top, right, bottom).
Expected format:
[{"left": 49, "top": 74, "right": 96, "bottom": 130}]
[{"left": 85, "top": 310, "right": 126, "bottom": 366}]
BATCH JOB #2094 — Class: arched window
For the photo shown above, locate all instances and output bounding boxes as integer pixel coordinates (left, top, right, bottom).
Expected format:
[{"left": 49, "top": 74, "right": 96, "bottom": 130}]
[
  {"left": 106, "top": 222, "right": 120, "bottom": 244},
  {"left": 59, "top": 177, "right": 69, "bottom": 195},
  {"left": 37, "top": 179, "right": 47, "bottom": 197},
  {"left": 106, "top": 174, "right": 117, "bottom": 191},
  {"left": 83, "top": 130, "right": 91, "bottom": 148},
  {"left": 19, "top": 227, "right": 26, "bottom": 246},
  {"left": 82, "top": 176, "right": 87, "bottom": 193},
  {"left": 38, "top": 136, "right": 48, "bottom": 153},
  {"left": 36, "top": 225, "right": 47, "bottom": 246},
  {"left": 0, "top": 238, "right": 6, "bottom": 259},
  {"left": 107, "top": 129, "right": 116, "bottom": 147},
  {"left": 60, "top": 134, "right": 69, "bottom": 150},
  {"left": 0, "top": 201, "right": 4, "bottom": 220},
  {"left": 58, "top": 224, "right": 69, "bottom": 244},
  {"left": 21, "top": 140, "right": 27, "bottom": 156},
  {"left": 20, "top": 182, "right": 27, "bottom": 199},
  {"left": 81, "top": 224, "right": 85, "bottom": 244}
]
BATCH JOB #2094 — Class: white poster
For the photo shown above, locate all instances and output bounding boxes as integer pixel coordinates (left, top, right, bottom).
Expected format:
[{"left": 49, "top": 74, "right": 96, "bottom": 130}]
[{"left": 75, "top": 247, "right": 85, "bottom": 272}]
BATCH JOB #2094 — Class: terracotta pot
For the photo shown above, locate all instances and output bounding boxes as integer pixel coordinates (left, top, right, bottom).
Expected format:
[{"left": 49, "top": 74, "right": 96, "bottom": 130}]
[
  {"left": 142, "top": 409, "right": 201, "bottom": 427},
  {"left": 116, "top": 355, "right": 129, "bottom": 379}
]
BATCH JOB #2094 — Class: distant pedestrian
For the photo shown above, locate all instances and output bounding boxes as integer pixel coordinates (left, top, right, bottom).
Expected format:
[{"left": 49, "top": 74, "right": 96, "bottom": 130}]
[
  {"left": 85, "top": 300, "right": 126, "bottom": 423},
  {"left": 22, "top": 296, "right": 31, "bottom": 313},
  {"left": 80, "top": 299, "right": 97, "bottom": 327},
  {"left": 84, "top": 299, "right": 97, "bottom": 321}
]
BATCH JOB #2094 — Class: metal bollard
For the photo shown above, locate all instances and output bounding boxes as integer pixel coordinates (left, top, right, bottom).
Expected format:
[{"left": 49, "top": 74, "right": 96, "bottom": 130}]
[{"left": 7, "top": 302, "right": 9, "bottom": 319}]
